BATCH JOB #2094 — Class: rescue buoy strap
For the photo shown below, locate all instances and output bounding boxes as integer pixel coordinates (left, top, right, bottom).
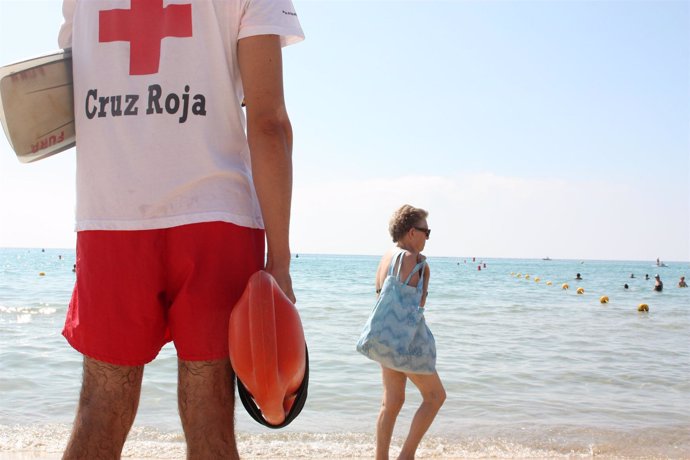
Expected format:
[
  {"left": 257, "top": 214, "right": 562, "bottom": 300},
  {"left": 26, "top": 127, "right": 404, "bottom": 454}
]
[{"left": 236, "top": 345, "right": 309, "bottom": 429}]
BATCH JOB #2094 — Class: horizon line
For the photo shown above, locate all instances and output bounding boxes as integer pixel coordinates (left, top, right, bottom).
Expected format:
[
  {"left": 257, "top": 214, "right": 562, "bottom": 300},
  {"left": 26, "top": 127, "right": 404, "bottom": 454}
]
[{"left": 2, "top": 247, "right": 688, "bottom": 265}]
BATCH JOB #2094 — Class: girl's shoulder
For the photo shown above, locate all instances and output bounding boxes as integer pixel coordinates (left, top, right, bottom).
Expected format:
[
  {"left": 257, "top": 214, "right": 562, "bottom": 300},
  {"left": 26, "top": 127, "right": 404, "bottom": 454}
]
[
  {"left": 383, "top": 248, "right": 427, "bottom": 273},
  {"left": 404, "top": 250, "right": 426, "bottom": 264}
]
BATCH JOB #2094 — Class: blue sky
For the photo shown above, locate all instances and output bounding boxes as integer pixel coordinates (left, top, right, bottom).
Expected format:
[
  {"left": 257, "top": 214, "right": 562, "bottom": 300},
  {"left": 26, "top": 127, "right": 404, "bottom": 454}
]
[{"left": 1, "top": 0, "right": 688, "bottom": 261}]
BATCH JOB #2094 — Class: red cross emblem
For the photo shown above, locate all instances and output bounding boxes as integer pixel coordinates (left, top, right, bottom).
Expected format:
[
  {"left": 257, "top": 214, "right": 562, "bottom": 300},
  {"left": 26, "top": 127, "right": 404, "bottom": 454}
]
[{"left": 99, "top": 0, "right": 193, "bottom": 76}]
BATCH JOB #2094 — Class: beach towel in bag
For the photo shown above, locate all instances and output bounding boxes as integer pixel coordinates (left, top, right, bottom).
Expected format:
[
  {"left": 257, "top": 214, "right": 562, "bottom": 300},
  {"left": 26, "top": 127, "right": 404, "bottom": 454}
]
[{"left": 356, "top": 251, "right": 436, "bottom": 374}]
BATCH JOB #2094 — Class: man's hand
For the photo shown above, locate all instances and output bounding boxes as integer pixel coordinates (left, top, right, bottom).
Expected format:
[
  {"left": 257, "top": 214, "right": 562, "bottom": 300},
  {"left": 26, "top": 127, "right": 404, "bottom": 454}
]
[{"left": 266, "top": 260, "right": 296, "bottom": 304}]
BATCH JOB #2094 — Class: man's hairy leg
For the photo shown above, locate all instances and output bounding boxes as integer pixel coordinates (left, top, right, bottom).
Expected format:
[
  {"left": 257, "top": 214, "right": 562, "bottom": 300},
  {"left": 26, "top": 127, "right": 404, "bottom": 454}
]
[
  {"left": 178, "top": 358, "right": 238, "bottom": 460},
  {"left": 63, "top": 357, "right": 144, "bottom": 460}
]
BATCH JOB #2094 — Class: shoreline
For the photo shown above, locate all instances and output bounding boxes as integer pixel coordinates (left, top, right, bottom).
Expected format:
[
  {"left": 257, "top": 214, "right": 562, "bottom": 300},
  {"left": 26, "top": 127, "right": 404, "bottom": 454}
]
[{"left": 2, "top": 425, "right": 688, "bottom": 460}]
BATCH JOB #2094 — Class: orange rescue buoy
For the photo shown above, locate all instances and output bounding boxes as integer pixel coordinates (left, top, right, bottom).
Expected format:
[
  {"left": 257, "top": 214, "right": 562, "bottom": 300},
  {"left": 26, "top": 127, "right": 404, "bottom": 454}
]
[{"left": 229, "top": 271, "right": 308, "bottom": 428}]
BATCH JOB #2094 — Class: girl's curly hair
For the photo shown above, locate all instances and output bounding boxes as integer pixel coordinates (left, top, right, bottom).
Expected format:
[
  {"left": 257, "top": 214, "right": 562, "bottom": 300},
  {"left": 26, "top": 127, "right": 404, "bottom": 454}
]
[{"left": 388, "top": 204, "right": 428, "bottom": 242}]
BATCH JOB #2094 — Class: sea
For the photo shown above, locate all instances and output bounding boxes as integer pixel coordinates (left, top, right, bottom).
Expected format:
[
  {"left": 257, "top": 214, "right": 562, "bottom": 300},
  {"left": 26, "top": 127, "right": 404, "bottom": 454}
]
[{"left": 1, "top": 248, "right": 688, "bottom": 459}]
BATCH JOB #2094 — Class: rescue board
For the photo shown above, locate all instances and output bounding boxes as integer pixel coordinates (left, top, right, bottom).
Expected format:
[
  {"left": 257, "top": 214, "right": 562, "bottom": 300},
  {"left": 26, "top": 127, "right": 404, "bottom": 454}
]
[{"left": 0, "top": 50, "right": 74, "bottom": 163}]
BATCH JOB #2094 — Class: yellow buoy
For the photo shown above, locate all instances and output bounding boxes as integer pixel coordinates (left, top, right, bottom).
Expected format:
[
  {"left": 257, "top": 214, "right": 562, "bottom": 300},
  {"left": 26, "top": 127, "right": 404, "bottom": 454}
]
[
  {"left": 39, "top": 272, "right": 46, "bottom": 276},
  {"left": 600, "top": 296, "right": 609, "bottom": 304},
  {"left": 517, "top": 273, "right": 522, "bottom": 278},
  {"left": 638, "top": 303, "right": 649, "bottom": 312},
  {"left": 534, "top": 277, "right": 540, "bottom": 283},
  {"left": 576, "top": 287, "right": 584, "bottom": 294},
  {"left": 562, "top": 283, "right": 569, "bottom": 290},
  {"left": 525, "top": 274, "right": 530, "bottom": 280},
  {"left": 546, "top": 281, "right": 552, "bottom": 286}
]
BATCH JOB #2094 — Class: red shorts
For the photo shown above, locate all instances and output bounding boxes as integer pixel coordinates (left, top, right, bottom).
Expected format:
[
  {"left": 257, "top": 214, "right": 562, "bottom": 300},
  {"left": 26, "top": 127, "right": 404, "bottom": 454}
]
[{"left": 64, "top": 222, "right": 265, "bottom": 366}]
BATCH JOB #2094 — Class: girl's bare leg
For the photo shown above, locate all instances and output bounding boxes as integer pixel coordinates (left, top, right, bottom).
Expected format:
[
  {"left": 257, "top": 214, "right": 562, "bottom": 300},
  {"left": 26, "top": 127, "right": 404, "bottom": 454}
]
[
  {"left": 376, "top": 366, "right": 407, "bottom": 460},
  {"left": 397, "top": 372, "right": 446, "bottom": 460}
]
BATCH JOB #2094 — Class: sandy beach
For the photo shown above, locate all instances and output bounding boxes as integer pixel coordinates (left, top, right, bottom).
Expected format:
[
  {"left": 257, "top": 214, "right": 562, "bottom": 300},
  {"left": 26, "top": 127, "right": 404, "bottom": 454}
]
[
  {"left": 0, "top": 434, "right": 442, "bottom": 460},
  {"left": 0, "top": 427, "right": 458, "bottom": 459}
]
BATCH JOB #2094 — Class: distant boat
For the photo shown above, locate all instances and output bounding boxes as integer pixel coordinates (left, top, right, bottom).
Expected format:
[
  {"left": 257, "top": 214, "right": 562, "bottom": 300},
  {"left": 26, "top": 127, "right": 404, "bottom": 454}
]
[{"left": 542, "top": 257, "right": 552, "bottom": 261}]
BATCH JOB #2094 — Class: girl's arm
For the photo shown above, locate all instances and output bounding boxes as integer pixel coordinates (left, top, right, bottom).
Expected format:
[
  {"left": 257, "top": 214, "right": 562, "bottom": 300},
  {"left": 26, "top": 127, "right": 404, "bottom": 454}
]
[
  {"left": 375, "top": 253, "right": 389, "bottom": 296},
  {"left": 420, "top": 264, "right": 430, "bottom": 307}
]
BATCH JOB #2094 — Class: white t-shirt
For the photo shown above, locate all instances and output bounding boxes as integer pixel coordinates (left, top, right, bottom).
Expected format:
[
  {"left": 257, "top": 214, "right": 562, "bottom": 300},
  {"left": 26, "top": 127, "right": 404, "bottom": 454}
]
[{"left": 58, "top": 0, "right": 304, "bottom": 231}]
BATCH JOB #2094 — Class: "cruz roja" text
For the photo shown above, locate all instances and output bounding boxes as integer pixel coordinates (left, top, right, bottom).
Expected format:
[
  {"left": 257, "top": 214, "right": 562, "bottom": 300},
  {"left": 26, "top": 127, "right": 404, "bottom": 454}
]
[{"left": 84, "top": 84, "right": 207, "bottom": 123}]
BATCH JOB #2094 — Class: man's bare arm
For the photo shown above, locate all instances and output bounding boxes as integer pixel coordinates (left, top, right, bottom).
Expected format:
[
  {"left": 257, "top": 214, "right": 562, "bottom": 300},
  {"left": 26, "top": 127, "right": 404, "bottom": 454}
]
[{"left": 238, "top": 34, "right": 295, "bottom": 302}]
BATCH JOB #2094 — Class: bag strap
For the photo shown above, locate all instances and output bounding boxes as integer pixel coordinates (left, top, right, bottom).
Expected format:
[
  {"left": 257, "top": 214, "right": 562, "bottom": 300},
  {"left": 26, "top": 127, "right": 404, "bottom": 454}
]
[
  {"left": 403, "top": 260, "right": 426, "bottom": 286},
  {"left": 390, "top": 250, "right": 427, "bottom": 285},
  {"left": 388, "top": 250, "right": 405, "bottom": 279}
]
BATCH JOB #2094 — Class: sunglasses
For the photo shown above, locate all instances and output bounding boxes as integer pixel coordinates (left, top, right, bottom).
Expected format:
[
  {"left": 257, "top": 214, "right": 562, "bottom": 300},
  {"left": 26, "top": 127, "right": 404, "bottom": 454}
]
[{"left": 414, "top": 227, "right": 431, "bottom": 238}]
